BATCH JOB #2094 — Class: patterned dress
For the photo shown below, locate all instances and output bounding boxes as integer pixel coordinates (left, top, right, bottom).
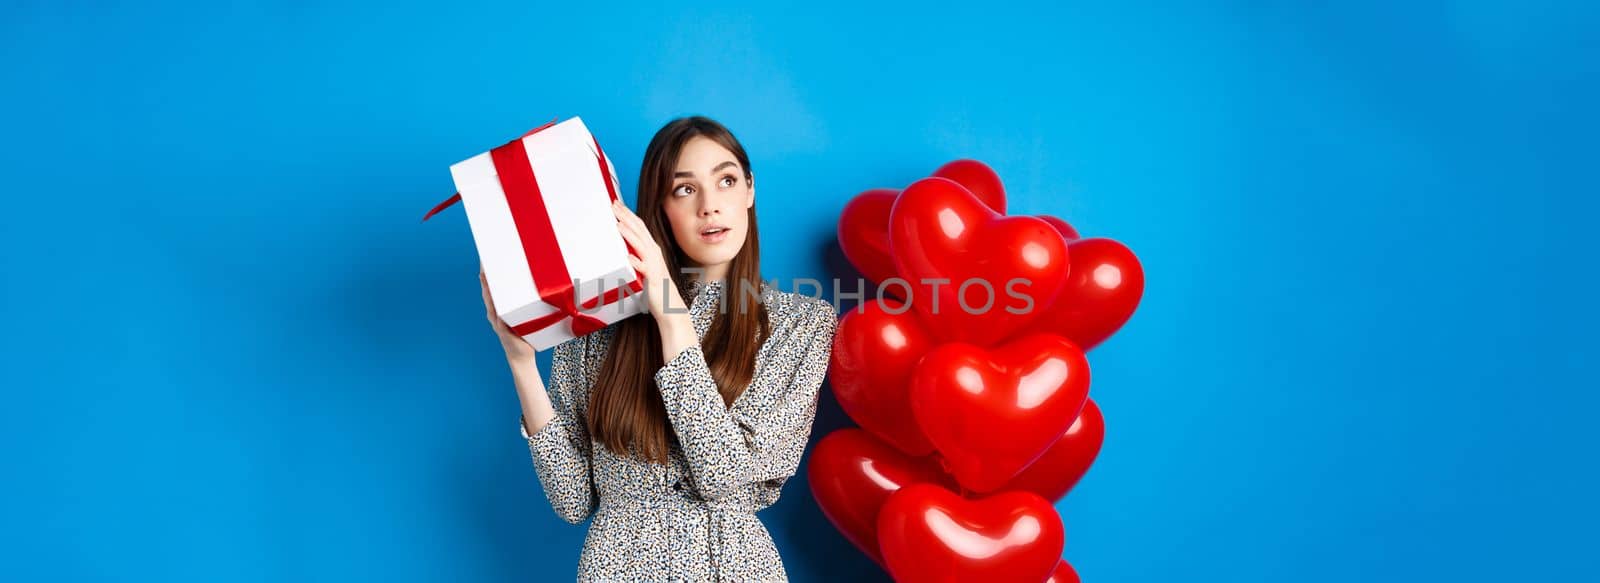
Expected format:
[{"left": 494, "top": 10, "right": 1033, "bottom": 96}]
[{"left": 519, "top": 278, "right": 838, "bottom": 582}]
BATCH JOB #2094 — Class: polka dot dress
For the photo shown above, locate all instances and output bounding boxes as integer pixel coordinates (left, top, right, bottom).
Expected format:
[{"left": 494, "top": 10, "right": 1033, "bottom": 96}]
[{"left": 520, "top": 278, "right": 838, "bottom": 581}]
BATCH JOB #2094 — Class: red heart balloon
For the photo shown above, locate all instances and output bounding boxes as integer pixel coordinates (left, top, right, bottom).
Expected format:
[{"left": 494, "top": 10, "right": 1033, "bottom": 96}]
[
  {"left": 837, "top": 188, "right": 900, "bottom": 285},
  {"left": 911, "top": 333, "right": 1091, "bottom": 493},
  {"left": 1023, "top": 237, "right": 1144, "bottom": 351},
  {"left": 1045, "top": 560, "right": 1082, "bottom": 583},
  {"left": 835, "top": 160, "right": 1005, "bottom": 287},
  {"left": 1038, "top": 215, "right": 1080, "bottom": 241},
  {"left": 889, "top": 177, "right": 1071, "bottom": 346},
  {"left": 877, "top": 483, "right": 1064, "bottom": 583},
  {"left": 831, "top": 298, "right": 938, "bottom": 455},
  {"left": 806, "top": 429, "right": 952, "bottom": 565},
  {"left": 931, "top": 159, "right": 1006, "bottom": 214},
  {"left": 1005, "top": 398, "right": 1105, "bottom": 502}
]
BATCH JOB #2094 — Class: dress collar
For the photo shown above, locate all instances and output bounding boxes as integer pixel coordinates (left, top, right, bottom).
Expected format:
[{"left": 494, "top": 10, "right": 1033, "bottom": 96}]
[
  {"left": 687, "top": 277, "right": 721, "bottom": 302},
  {"left": 686, "top": 277, "right": 775, "bottom": 305},
  {"left": 682, "top": 278, "right": 777, "bottom": 343}
]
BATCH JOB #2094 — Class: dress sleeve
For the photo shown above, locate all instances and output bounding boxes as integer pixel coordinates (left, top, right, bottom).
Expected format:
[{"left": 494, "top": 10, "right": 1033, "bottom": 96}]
[
  {"left": 654, "top": 298, "right": 839, "bottom": 507},
  {"left": 521, "top": 334, "right": 598, "bottom": 524}
]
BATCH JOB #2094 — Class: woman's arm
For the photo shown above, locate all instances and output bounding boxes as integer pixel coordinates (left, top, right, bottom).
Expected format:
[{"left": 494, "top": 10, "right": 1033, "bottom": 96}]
[
  {"left": 510, "top": 353, "right": 557, "bottom": 434},
  {"left": 483, "top": 269, "right": 596, "bottom": 524},
  {"left": 654, "top": 299, "right": 839, "bottom": 503},
  {"left": 517, "top": 338, "right": 599, "bottom": 525}
]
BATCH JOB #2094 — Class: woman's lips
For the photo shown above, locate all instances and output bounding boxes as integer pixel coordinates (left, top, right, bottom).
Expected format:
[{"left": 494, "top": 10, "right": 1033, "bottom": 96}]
[{"left": 699, "top": 227, "right": 730, "bottom": 243}]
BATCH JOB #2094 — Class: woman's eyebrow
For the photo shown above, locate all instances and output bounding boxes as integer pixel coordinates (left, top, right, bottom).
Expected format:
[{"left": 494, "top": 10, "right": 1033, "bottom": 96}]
[{"left": 673, "top": 160, "right": 738, "bottom": 179}]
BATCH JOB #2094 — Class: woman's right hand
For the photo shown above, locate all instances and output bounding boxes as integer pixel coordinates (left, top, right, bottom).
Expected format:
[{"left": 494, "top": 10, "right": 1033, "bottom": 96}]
[{"left": 481, "top": 267, "right": 536, "bottom": 363}]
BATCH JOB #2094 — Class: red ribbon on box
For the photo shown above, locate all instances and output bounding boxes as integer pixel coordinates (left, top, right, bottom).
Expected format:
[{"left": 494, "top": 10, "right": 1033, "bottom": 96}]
[{"left": 424, "top": 119, "right": 645, "bottom": 338}]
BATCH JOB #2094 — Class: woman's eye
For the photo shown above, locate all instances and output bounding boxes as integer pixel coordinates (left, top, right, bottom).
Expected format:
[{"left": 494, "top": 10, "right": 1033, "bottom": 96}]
[
  {"left": 673, "top": 184, "right": 694, "bottom": 197},
  {"left": 719, "top": 176, "right": 736, "bottom": 188}
]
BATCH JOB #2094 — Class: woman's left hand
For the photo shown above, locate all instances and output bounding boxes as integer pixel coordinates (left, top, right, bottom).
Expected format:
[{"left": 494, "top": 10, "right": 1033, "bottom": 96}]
[{"left": 613, "top": 198, "right": 686, "bottom": 320}]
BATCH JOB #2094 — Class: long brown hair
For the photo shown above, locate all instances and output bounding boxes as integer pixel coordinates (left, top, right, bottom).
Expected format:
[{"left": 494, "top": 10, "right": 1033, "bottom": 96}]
[{"left": 587, "top": 116, "right": 772, "bottom": 463}]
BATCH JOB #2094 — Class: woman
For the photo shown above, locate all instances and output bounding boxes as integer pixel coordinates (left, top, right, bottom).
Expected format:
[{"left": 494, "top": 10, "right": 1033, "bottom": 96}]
[{"left": 478, "top": 116, "right": 838, "bottom": 581}]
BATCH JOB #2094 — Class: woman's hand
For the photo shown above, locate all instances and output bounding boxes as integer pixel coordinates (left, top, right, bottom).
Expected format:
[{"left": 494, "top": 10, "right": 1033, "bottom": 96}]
[
  {"left": 481, "top": 267, "right": 536, "bottom": 363},
  {"left": 612, "top": 199, "right": 688, "bottom": 320}
]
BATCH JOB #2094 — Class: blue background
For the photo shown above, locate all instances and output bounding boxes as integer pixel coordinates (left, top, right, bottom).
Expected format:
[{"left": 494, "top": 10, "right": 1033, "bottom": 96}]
[{"left": 4, "top": 1, "right": 1595, "bottom": 581}]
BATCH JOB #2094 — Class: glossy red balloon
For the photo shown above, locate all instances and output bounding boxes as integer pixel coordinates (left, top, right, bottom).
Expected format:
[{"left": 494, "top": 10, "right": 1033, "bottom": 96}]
[
  {"left": 1045, "top": 560, "right": 1081, "bottom": 583},
  {"left": 807, "top": 429, "right": 953, "bottom": 565},
  {"left": 1022, "top": 237, "right": 1144, "bottom": 351},
  {"left": 837, "top": 188, "right": 900, "bottom": 286},
  {"left": 831, "top": 298, "right": 938, "bottom": 455},
  {"left": 1005, "top": 399, "right": 1104, "bottom": 502},
  {"left": 889, "top": 177, "right": 1071, "bottom": 346},
  {"left": 877, "top": 483, "right": 1065, "bottom": 583},
  {"left": 931, "top": 159, "right": 1006, "bottom": 214},
  {"left": 911, "top": 333, "right": 1091, "bottom": 493},
  {"left": 835, "top": 161, "right": 1006, "bottom": 287},
  {"left": 1038, "top": 215, "right": 1081, "bottom": 241}
]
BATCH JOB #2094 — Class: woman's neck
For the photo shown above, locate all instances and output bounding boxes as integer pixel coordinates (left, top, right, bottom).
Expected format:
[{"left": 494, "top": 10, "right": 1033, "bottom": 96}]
[{"left": 694, "top": 262, "right": 730, "bottom": 285}]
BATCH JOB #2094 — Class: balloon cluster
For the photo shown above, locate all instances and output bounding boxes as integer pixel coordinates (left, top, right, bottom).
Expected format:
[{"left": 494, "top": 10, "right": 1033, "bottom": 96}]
[{"left": 808, "top": 160, "right": 1145, "bottom": 583}]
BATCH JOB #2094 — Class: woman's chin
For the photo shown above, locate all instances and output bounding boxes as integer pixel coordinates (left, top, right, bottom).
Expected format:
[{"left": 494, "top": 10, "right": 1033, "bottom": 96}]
[{"left": 683, "top": 242, "right": 744, "bottom": 274}]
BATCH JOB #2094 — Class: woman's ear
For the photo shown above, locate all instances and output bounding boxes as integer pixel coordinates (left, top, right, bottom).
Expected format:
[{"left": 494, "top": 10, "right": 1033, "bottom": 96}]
[{"left": 746, "top": 173, "right": 756, "bottom": 208}]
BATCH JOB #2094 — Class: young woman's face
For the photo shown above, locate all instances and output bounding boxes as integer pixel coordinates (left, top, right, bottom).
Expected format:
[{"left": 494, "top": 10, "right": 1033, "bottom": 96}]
[{"left": 662, "top": 135, "right": 753, "bottom": 280}]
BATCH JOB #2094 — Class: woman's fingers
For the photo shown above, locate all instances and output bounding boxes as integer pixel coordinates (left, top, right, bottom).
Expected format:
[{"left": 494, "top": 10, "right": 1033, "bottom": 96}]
[
  {"left": 611, "top": 202, "right": 631, "bottom": 231},
  {"left": 616, "top": 217, "right": 644, "bottom": 251},
  {"left": 611, "top": 200, "right": 665, "bottom": 286},
  {"left": 624, "top": 210, "right": 649, "bottom": 237},
  {"left": 613, "top": 200, "right": 650, "bottom": 238},
  {"left": 480, "top": 270, "right": 495, "bottom": 310},
  {"left": 619, "top": 226, "right": 661, "bottom": 278},
  {"left": 615, "top": 214, "right": 657, "bottom": 263},
  {"left": 480, "top": 268, "right": 510, "bottom": 334},
  {"left": 611, "top": 199, "right": 632, "bottom": 224},
  {"left": 612, "top": 201, "right": 642, "bottom": 237}
]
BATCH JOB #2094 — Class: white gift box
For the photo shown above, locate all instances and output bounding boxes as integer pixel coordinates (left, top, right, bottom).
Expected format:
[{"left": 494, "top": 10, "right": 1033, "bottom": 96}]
[{"left": 438, "top": 117, "right": 646, "bottom": 351}]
